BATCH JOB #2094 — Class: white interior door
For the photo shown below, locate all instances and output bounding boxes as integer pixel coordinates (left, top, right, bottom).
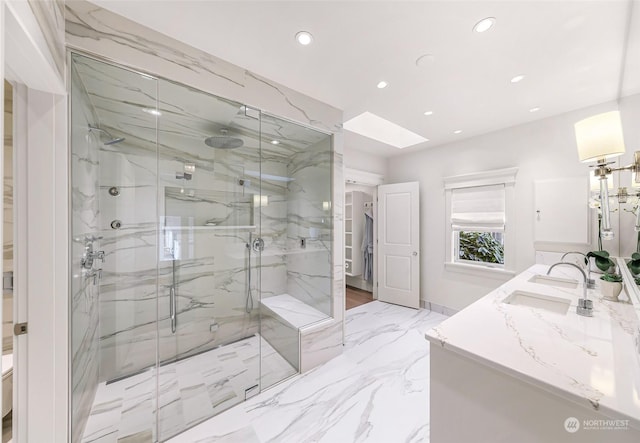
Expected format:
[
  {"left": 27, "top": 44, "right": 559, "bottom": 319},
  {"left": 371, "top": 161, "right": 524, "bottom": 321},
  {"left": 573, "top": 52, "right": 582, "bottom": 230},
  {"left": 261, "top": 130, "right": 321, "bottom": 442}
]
[{"left": 377, "top": 182, "right": 420, "bottom": 309}]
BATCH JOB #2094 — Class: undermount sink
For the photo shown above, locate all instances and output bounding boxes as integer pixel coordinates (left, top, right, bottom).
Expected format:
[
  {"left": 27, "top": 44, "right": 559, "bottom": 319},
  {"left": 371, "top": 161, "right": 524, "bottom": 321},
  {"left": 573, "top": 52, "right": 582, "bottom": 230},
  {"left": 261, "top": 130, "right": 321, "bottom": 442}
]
[
  {"left": 503, "top": 290, "right": 572, "bottom": 315},
  {"left": 527, "top": 274, "right": 579, "bottom": 289}
]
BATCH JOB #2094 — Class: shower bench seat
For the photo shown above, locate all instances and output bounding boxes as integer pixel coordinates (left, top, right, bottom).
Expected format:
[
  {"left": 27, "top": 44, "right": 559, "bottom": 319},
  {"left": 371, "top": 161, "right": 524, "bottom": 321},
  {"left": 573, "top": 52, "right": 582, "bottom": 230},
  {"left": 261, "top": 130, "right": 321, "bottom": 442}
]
[{"left": 260, "top": 294, "right": 331, "bottom": 372}]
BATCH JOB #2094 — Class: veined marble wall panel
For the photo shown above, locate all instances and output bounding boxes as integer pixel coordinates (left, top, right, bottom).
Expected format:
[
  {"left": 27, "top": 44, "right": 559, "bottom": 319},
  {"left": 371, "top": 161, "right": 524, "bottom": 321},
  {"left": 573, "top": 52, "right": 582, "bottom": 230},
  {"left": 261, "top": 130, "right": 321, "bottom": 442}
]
[
  {"left": 286, "top": 138, "right": 333, "bottom": 317},
  {"left": 70, "top": 67, "right": 101, "bottom": 442},
  {"left": 164, "top": 188, "right": 253, "bottom": 228},
  {"left": 286, "top": 251, "right": 332, "bottom": 316},
  {"left": 97, "top": 88, "right": 159, "bottom": 382},
  {"left": 299, "top": 319, "right": 343, "bottom": 373},
  {"left": 27, "top": 0, "right": 65, "bottom": 80},
  {"left": 65, "top": 1, "right": 342, "bottom": 133},
  {"left": 27, "top": 0, "right": 65, "bottom": 79},
  {"left": 260, "top": 306, "right": 299, "bottom": 371}
]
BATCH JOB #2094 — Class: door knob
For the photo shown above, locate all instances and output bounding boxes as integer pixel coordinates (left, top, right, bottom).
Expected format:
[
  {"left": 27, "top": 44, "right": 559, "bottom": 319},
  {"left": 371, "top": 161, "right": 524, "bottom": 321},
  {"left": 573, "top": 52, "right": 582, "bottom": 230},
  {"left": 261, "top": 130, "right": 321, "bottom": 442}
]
[{"left": 412, "top": 251, "right": 418, "bottom": 256}]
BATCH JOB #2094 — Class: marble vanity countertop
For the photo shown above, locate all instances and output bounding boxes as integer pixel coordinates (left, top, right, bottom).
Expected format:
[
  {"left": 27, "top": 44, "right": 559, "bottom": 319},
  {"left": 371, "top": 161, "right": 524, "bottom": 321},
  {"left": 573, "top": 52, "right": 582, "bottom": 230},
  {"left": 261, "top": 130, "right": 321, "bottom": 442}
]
[{"left": 426, "top": 264, "right": 640, "bottom": 428}]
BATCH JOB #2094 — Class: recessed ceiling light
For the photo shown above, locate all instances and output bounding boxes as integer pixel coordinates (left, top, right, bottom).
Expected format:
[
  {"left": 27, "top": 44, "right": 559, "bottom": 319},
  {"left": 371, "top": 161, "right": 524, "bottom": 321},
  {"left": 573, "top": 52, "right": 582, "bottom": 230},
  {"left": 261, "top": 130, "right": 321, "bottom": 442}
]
[
  {"left": 529, "top": 107, "right": 541, "bottom": 113},
  {"left": 454, "top": 130, "right": 463, "bottom": 134},
  {"left": 511, "top": 75, "right": 525, "bottom": 83},
  {"left": 473, "top": 17, "right": 496, "bottom": 33},
  {"left": 343, "top": 111, "right": 428, "bottom": 149},
  {"left": 423, "top": 111, "right": 434, "bottom": 116},
  {"left": 271, "top": 140, "right": 280, "bottom": 145},
  {"left": 377, "top": 81, "right": 388, "bottom": 89},
  {"left": 295, "top": 31, "right": 313, "bottom": 46},
  {"left": 142, "top": 108, "right": 162, "bottom": 116}
]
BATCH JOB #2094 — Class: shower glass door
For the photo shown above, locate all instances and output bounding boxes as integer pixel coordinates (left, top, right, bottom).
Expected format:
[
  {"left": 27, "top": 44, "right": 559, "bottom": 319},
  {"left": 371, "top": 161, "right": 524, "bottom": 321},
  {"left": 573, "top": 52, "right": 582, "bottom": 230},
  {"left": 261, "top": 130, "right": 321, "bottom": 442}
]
[
  {"left": 71, "top": 52, "right": 332, "bottom": 443},
  {"left": 155, "top": 78, "right": 262, "bottom": 440},
  {"left": 70, "top": 53, "right": 160, "bottom": 442}
]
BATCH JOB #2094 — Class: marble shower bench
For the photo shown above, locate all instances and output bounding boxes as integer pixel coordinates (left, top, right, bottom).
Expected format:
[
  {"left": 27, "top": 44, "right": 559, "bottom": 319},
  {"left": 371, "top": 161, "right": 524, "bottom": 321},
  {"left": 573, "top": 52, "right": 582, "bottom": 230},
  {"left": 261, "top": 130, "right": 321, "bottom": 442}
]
[{"left": 261, "top": 294, "right": 339, "bottom": 375}]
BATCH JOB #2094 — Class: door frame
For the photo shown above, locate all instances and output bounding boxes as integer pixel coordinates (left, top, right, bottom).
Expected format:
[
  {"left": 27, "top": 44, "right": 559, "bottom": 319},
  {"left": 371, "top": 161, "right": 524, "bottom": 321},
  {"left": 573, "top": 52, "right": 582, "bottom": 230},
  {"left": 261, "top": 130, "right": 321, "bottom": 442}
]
[
  {"left": 344, "top": 168, "right": 384, "bottom": 301},
  {"left": 2, "top": 1, "right": 68, "bottom": 440}
]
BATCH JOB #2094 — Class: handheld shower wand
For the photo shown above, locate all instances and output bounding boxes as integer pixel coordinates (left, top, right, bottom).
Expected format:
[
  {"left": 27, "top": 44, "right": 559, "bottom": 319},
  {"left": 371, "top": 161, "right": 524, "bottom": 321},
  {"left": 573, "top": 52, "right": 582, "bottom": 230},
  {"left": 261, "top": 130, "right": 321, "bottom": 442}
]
[{"left": 245, "top": 233, "right": 254, "bottom": 313}]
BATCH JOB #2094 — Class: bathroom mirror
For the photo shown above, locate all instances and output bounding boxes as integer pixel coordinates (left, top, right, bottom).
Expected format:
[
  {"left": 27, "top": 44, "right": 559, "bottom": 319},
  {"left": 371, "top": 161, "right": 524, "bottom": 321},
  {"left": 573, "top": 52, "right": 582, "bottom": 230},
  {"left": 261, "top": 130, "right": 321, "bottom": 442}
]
[{"left": 616, "top": 1, "right": 640, "bottom": 258}]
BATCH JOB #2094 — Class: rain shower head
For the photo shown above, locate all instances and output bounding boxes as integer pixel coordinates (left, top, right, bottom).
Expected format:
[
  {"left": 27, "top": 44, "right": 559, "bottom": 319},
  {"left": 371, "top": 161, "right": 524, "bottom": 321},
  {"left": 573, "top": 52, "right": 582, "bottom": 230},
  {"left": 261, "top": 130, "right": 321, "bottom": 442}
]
[
  {"left": 204, "top": 129, "right": 244, "bottom": 150},
  {"left": 88, "top": 125, "right": 126, "bottom": 145}
]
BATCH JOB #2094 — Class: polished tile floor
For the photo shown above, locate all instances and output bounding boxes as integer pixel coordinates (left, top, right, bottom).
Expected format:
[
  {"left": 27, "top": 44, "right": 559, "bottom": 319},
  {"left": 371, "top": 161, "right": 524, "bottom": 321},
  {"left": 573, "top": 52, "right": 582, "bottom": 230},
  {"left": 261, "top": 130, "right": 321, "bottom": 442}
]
[
  {"left": 170, "top": 301, "right": 448, "bottom": 443},
  {"left": 81, "top": 336, "right": 296, "bottom": 442}
]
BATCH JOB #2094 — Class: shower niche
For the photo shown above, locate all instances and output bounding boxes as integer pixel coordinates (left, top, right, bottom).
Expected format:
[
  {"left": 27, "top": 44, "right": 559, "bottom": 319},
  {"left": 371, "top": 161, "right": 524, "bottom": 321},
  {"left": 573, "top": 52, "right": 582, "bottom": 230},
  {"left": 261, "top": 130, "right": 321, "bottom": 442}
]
[
  {"left": 163, "top": 186, "right": 256, "bottom": 230},
  {"left": 70, "top": 53, "right": 333, "bottom": 442}
]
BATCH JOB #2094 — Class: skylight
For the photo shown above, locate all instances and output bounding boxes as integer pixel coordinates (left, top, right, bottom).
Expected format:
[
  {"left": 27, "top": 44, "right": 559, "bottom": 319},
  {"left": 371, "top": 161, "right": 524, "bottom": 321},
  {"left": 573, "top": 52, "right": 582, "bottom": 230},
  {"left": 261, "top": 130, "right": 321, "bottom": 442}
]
[{"left": 342, "top": 112, "right": 428, "bottom": 149}]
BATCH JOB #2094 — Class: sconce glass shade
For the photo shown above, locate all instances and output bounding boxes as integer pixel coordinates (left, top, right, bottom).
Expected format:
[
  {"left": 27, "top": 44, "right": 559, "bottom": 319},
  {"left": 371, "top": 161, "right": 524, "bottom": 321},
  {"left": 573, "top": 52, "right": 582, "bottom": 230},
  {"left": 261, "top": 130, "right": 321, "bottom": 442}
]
[{"left": 574, "top": 111, "right": 626, "bottom": 162}]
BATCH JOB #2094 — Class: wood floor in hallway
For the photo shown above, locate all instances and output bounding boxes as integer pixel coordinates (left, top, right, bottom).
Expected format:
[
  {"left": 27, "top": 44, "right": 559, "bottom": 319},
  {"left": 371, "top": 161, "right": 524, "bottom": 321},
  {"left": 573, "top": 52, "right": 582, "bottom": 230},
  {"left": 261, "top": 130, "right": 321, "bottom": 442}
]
[{"left": 346, "top": 286, "right": 374, "bottom": 310}]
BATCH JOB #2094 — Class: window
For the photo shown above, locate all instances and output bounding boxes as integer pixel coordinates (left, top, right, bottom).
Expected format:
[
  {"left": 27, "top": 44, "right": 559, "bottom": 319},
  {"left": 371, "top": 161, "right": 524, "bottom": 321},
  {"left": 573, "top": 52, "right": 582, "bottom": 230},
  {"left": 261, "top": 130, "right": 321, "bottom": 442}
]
[
  {"left": 444, "top": 168, "right": 518, "bottom": 276},
  {"left": 451, "top": 184, "right": 505, "bottom": 268}
]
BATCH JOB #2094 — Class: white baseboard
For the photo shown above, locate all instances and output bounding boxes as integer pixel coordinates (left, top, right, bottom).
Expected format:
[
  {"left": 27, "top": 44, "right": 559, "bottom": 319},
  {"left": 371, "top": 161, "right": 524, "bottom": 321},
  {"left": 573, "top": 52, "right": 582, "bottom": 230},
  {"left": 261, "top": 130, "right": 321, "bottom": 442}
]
[{"left": 420, "top": 300, "right": 458, "bottom": 317}]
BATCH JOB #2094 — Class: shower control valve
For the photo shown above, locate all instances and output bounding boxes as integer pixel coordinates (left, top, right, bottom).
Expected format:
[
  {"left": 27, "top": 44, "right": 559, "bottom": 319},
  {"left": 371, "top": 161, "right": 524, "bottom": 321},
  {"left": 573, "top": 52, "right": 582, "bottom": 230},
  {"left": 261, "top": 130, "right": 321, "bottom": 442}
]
[
  {"left": 85, "top": 250, "right": 105, "bottom": 264},
  {"left": 92, "top": 268, "right": 102, "bottom": 285},
  {"left": 92, "top": 250, "right": 106, "bottom": 263},
  {"left": 81, "top": 243, "right": 105, "bottom": 270},
  {"left": 252, "top": 237, "right": 265, "bottom": 252}
]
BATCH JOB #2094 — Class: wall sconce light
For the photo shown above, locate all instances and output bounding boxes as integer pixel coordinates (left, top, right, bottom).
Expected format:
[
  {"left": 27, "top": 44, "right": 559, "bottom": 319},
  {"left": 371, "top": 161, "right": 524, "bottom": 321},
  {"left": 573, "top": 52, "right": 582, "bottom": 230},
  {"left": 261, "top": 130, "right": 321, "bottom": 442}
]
[{"left": 574, "top": 111, "right": 640, "bottom": 239}]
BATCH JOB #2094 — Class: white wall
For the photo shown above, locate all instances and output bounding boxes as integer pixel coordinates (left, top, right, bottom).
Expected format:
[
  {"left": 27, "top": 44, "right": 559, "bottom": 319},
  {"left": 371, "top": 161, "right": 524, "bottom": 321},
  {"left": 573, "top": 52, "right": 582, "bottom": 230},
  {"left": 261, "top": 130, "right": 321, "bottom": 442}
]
[
  {"left": 344, "top": 147, "right": 388, "bottom": 177},
  {"left": 388, "top": 98, "right": 638, "bottom": 311}
]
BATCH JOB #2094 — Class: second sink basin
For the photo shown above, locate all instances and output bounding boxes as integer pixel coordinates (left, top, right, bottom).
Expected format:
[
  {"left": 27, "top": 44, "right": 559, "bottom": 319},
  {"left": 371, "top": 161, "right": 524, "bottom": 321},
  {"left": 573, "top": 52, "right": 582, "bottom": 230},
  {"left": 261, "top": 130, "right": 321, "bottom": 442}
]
[
  {"left": 503, "top": 290, "right": 572, "bottom": 315},
  {"left": 528, "top": 274, "right": 579, "bottom": 289}
]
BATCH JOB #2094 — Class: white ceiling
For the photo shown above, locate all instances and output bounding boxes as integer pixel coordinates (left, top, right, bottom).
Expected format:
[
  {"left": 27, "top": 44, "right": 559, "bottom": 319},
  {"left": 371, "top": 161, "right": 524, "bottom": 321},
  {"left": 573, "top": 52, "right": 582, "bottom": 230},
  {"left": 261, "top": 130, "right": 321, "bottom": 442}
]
[{"left": 89, "top": 0, "right": 640, "bottom": 158}]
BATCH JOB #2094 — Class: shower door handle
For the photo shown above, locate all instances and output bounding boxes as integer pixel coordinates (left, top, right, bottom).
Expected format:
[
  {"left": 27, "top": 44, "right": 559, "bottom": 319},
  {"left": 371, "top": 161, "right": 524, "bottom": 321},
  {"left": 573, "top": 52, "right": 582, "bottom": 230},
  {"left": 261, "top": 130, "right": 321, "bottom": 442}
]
[{"left": 169, "top": 286, "right": 177, "bottom": 333}]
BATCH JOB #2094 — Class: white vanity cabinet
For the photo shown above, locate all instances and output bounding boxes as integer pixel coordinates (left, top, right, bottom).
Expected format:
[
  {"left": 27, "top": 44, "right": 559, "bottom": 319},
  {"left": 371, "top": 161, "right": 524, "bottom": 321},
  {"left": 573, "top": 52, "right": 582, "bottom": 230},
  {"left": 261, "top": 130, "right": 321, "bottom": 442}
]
[{"left": 427, "top": 264, "right": 640, "bottom": 443}]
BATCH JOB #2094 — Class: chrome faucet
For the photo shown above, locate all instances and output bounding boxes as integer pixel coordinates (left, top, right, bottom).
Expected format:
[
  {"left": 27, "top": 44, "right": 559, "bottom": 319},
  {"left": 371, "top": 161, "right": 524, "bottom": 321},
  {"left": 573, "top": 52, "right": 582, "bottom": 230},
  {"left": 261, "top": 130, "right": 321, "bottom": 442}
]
[
  {"left": 560, "top": 251, "right": 595, "bottom": 288},
  {"left": 547, "top": 262, "right": 593, "bottom": 317}
]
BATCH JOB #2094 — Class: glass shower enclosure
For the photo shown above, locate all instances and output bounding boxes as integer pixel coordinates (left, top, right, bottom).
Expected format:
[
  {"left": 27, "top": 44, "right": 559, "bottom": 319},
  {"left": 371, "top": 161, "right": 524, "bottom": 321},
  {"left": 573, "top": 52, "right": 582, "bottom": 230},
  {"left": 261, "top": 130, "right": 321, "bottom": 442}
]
[{"left": 70, "top": 53, "right": 332, "bottom": 442}]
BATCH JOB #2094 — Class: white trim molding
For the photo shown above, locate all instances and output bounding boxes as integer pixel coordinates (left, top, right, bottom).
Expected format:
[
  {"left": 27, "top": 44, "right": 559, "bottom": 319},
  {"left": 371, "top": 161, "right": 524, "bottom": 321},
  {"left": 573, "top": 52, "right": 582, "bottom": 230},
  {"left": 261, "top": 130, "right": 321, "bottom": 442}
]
[
  {"left": 444, "top": 167, "right": 519, "bottom": 190},
  {"left": 345, "top": 167, "right": 385, "bottom": 186}
]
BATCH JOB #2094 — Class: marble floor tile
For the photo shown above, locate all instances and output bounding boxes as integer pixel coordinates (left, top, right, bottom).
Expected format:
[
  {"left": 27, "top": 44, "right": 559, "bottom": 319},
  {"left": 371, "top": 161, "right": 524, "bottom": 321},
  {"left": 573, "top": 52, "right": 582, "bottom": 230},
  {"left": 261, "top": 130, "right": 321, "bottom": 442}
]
[
  {"left": 170, "top": 301, "right": 448, "bottom": 443},
  {"left": 81, "top": 336, "right": 296, "bottom": 443}
]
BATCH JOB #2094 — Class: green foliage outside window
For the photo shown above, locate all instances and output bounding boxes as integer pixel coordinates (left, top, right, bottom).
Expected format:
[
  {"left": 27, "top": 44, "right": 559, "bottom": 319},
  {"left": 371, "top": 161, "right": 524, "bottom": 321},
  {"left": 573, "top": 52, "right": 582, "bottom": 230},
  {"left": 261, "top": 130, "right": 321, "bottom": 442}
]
[{"left": 458, "top": 231, "right": 504, "bottom": 265}]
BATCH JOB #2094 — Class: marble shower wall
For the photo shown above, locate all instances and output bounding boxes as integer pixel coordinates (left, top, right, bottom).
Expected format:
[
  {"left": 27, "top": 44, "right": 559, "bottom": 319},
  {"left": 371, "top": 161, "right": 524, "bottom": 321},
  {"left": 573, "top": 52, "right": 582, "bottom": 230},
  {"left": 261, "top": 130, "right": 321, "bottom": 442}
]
[
  {"left": 70, "top": 65, "right": 101, "bottom": 443},
  {"left": 286, "top": 137, "right": 333, "bottom": 316},
  {"left": 78, "top": 58, "right": 291, "bottom": 382},
  {"left": 28, "top": 0, "right": 66, "bottom": 80}
]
